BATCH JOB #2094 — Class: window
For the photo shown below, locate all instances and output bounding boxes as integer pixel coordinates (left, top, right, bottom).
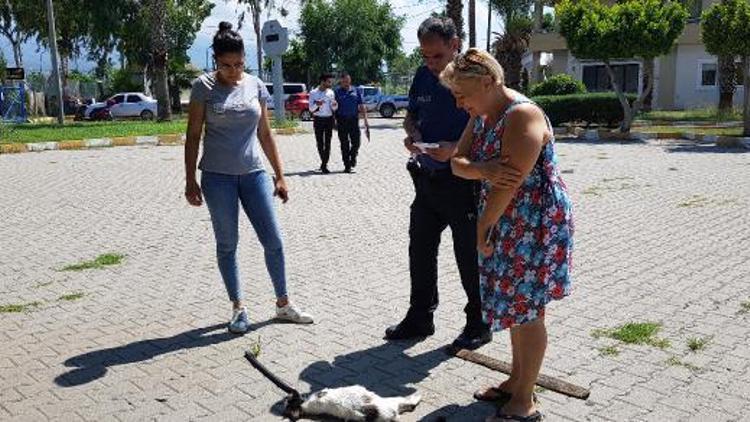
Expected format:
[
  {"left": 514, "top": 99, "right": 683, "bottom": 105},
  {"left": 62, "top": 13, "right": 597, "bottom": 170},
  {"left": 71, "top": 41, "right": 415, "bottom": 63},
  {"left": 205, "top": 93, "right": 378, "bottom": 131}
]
[
  {"left": 112, "top": 95, "right": 125, "bottom": 104},
  {"left": 362, "top": 87, "right": 378, "bottom": 97},
  {"left": 735, "top": 62, "right": 745, "bottom": 87},
  {"left": 283, "top": 84, "right": 304, "bottom": 95},
  {"left": 582, "top": 64, "right": 640, "bottom": 93},
  {"left": 126, "top": 95, "right": 142, "bottom": 103},
  {"left": 265, "top": 84, "right": 274, "bottom": 95},
  {"left": 701, "top": 63, "right": 717, "bottom": 87}
]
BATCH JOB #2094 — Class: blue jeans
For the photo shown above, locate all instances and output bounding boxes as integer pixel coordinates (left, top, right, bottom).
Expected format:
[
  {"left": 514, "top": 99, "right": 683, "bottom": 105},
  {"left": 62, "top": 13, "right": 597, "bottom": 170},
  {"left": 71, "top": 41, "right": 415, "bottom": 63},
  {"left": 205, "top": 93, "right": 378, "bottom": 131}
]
[{"left": 201, "top": 170, "right": 288, "bottom": 302}]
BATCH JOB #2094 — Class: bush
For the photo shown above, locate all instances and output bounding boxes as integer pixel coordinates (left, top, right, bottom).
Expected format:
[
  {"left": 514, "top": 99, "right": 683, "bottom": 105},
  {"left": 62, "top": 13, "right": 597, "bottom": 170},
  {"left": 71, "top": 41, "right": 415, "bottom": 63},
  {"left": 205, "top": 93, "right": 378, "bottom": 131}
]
[
  {"left": 529, "top": 74, "right": 587, "bottom": 97},
  {"left": 532, "top": 92, "right": 637, "bottom": 127}
]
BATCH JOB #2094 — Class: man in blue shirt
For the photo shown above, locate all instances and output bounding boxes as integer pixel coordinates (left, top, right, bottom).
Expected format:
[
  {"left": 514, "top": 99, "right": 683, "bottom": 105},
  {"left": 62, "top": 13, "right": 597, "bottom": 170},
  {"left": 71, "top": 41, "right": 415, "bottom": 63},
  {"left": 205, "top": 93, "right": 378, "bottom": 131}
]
[
  {"left": 384, "top": 17, "right": 492, "bottom": 351},
  {"left": 334, "top": 72, "right": 369, "bottom": 173}
]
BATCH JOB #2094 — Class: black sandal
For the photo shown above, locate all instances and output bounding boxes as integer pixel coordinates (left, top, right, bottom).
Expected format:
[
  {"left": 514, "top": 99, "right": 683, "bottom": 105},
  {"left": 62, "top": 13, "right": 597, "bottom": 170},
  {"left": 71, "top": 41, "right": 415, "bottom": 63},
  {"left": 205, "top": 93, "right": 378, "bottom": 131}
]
[{"left": 490, "top": 410, "right": 543, "bottom": 422}]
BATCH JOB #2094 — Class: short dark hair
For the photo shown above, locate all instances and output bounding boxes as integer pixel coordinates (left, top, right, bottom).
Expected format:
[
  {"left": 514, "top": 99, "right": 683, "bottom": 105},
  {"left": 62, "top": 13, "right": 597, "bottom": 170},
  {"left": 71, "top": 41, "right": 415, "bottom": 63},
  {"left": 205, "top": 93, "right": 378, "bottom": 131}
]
[
  {"left": 417, "top": 17, "right": 457, "bottom": 43},
  {"left": 212, "top": 21, "right": 244, "bottom": 56},
  {"left": 319, "top": 73, "right": 334, "bottom": 83},
  {"left": 339, "top": 71, "right": 351, "bottom": 79}
]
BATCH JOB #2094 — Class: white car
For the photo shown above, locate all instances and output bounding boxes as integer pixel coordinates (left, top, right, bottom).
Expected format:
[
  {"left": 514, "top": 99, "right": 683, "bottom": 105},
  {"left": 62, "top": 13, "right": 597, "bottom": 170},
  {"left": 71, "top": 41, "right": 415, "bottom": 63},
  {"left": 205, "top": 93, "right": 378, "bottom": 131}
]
[
  {"left": 264, "top": 83, "right": 306, "bottom": 110},
  {"left": 84, "top": 92, "right": 158, "bottom": 120}
]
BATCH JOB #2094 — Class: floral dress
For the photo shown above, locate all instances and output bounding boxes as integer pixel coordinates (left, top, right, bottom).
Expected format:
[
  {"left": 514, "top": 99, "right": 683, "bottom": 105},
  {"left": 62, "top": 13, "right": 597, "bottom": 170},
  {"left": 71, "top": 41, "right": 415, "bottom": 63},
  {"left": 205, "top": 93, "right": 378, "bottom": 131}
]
[{"left": 471, "top": 96, "right": 574, "bottom": 331}]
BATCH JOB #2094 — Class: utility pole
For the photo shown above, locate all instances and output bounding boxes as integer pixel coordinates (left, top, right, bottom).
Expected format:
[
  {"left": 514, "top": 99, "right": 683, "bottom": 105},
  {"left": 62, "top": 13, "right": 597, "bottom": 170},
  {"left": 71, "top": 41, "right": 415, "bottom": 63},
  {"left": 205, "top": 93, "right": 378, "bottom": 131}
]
[{"left": 46, "top": 0, "right": 64, "bottom": 124}]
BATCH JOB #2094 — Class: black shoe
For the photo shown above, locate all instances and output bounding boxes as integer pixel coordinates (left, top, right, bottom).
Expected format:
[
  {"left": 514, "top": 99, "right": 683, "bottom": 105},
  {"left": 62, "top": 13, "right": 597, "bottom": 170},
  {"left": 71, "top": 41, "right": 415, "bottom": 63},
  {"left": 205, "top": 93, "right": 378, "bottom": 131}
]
[
  {"left": 385, "top": 319, "right": 435, "bottom": 340},
  {"left": 351, "top": 157, "right": 357, "bottom": 168},
  {"left": 450, "top": 326, "right": 492, "bottom": 351},
  {"left": 320, "top": 165, "right": 330, "bottom": 174},
  {"left": 344, "top": 166, "right": 352, "bottom": 173}
]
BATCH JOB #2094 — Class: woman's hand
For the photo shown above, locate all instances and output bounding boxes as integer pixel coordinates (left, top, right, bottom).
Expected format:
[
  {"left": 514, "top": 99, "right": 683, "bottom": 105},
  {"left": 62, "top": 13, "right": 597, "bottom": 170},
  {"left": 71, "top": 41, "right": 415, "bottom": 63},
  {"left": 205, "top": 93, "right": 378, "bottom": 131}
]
[
  {"left": 481, "top": 157, "right": 524, "bottom": 189},
  {"left": 185, "top": 178, "right": 202, "bottom": 206},
  {"left": 477, "top": 221, "right": 495, "bottom": 258},
  {"left": 273, "top": 177, "right": 289, "bottom": 203}
]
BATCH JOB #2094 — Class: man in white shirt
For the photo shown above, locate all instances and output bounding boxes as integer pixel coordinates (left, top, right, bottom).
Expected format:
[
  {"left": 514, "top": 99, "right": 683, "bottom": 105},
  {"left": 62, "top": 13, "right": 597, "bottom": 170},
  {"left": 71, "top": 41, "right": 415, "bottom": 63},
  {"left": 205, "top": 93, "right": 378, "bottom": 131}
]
[{"left": 309, "top": 73, "right": 338, "bottom": 174}]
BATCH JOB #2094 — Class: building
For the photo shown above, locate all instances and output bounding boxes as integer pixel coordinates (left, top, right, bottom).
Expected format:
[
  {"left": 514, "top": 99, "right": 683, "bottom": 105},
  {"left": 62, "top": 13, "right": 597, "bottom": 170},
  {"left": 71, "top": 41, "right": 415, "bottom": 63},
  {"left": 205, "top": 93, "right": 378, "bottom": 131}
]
[{"left": 527, "top": 0, "right": 745, "bottom": 110}]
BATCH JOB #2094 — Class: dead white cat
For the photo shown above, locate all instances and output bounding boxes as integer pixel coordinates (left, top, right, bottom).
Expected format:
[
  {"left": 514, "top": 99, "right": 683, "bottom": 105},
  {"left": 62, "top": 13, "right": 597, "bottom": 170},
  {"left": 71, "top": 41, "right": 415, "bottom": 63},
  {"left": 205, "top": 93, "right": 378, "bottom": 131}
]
[
  {"left": 245, "top": 351, "right": 421, "bottom": 421},
  {"left": 298, "top": 385, "right": 421, "bottom": 421}
]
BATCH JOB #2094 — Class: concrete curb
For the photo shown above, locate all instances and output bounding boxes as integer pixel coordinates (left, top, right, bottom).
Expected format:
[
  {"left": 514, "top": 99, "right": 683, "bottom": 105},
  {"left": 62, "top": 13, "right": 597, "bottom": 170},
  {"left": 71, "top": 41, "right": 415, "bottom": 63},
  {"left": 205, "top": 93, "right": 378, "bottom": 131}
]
[
  {"left": 558, "top": 126, "right": 750, "bottom": 149},
  {"left": 1, "top": 129, "right": 300, "bottom": 155}
]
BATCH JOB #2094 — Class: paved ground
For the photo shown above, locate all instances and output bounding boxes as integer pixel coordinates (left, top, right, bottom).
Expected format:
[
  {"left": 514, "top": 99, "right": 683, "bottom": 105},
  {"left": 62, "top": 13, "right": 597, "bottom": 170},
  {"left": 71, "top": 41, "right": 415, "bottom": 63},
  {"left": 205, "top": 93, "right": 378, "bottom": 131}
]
[{"left": 1, "top": 120, "right": 749, "bottom": 422}]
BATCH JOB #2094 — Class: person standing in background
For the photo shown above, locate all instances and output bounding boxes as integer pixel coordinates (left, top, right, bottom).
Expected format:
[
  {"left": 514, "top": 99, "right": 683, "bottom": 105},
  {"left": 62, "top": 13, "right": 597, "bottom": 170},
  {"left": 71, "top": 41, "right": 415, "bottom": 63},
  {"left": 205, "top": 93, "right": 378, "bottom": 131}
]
[
  {"left": 334, "top": 72, "right": 370, "bottom": 173},
  {"left": 309, "top": 74, "right": 338, "bottom": 174}
]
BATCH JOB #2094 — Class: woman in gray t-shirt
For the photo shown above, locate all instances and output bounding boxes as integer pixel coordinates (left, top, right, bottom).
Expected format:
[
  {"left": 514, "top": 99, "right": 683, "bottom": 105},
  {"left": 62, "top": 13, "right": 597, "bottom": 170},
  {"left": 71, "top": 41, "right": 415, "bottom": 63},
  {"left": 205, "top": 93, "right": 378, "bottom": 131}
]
[{"left": 184, "top": 22, "right": 313, "bottom": 334}]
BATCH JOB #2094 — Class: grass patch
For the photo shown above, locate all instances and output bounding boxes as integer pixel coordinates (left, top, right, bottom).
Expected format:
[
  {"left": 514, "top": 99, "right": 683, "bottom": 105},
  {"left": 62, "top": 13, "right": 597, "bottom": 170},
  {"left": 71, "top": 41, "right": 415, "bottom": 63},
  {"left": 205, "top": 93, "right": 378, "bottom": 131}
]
[
  {"left": 678, "top": 195, "right": 741, "bottom": 208},
  {"left": 678, "top": 195, "right": 710, "bottom": 208},
  {"left": 583, "top": 177, "right": 640, "bottom": 197},
  {"left": 249, "top": 335, "right": 262, "bottom": 358},
  {"left": 58, "top": 292, "right": 85, "bottom": 302},
  {"left": 62, "top": 253, "right": 124, "bottom": 271},
  {"left": 738, "top": 300, "right": 750, "bottom": 315},
  {"left": 270, "top": 118, "right": 299, "bottom": 130},
  {"left": 592, "top": 322, "right": 670, "bottom": 349},
  {"left": 0, "top": 301, "right": 42, "bottom": 313},
  {"left": 638, "top": 107, "right": 742, "bottom": 123},
  {"left": 1, "top": 120, "right": 187, "bottom": 145},
  {"left": 598, "top": 345, "right": 620, "bottom": 356},
  {"left": 687, "top": 337, "right": 710, "bottom": 352},
  {"left": 665, "top": 356, "right": 700, "bottom": 371}
]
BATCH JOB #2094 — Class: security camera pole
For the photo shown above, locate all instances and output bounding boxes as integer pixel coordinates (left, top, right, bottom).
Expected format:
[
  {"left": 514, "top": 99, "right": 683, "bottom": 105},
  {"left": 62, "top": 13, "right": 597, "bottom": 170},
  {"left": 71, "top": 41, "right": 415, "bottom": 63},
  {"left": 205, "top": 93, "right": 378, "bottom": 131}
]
[{"left": 261, "top": 20, "right": 289, "bottom": 121}]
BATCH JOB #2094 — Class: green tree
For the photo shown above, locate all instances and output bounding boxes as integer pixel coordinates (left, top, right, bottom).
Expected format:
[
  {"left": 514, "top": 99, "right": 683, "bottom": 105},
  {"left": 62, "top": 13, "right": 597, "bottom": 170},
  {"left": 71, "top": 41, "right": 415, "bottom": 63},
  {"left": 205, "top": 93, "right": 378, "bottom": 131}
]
[
  {"left": 299, "top": 0, "right": 403, "bottom": 84},
  {"left": 702, "top": 0, "right": 750, "bottom": 135},
  {"left": 557, "top": 0, "right": 687, "bottom": 133},
  {"left": 388, "top": 47, "right": 423, "bottom": 77},
  {"left": 263, "top": 38, "right": 309, "bottom": 84},
  {"left": 0, "top": 0, "right": 32, "bottom": 67}
]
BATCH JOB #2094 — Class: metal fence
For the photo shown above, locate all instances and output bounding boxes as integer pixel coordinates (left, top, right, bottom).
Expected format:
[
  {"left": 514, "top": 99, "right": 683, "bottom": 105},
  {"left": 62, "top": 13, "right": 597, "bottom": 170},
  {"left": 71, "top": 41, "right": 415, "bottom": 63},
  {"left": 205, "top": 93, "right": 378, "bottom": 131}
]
[{"left": 0, "top": 84, "right": 27, "bottom": 123}]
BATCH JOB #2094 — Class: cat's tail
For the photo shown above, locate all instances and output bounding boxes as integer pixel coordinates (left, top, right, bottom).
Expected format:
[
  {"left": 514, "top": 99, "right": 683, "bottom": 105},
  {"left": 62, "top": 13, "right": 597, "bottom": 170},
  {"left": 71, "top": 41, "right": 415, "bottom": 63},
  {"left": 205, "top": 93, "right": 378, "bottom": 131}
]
[{"left": 397, "top": 393, "right": 421, "bottom": 413}]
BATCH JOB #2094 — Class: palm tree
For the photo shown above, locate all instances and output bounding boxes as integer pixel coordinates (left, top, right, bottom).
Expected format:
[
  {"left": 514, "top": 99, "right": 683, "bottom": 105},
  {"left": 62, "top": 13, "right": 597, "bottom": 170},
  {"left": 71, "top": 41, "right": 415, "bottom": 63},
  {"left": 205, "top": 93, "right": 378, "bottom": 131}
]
[
  {"left": 446, "top": 0, "right": 464, "bottom": 42},
  {"left": 490, "top": 0, "right": 533, "bottom": 90},
  {"left": 469, "top": 0, "right": 476, "bottom": 47},
  {"left": 237, "top": 0, "right": 278, "bottom": 76},
  {"left": 149, "top": 0, "right": 172, "bottom": 121}
]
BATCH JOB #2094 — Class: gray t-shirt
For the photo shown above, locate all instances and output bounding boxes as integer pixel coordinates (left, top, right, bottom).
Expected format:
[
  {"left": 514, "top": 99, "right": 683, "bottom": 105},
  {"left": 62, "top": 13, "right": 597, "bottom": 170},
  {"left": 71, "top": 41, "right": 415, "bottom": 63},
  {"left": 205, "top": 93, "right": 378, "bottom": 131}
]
[{"left": 190, "top": 72, "right": 271, "bottom": 175}]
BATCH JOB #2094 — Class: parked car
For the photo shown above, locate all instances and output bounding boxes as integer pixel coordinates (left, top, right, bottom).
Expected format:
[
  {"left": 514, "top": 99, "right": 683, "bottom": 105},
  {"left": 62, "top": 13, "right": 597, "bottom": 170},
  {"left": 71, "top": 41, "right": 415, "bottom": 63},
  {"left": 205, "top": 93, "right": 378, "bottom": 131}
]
[
  {"left": 264, "top": 83, "right": 307, "bottom": 110},
  {"left": 82, "top": 92, "right": 157, "bottom": 120},
  {"left": 284, "top": 92, "right": 311, "bottom": 121},
  {"left": 359, "top": 85, "right": 409, "bottom": 118}
]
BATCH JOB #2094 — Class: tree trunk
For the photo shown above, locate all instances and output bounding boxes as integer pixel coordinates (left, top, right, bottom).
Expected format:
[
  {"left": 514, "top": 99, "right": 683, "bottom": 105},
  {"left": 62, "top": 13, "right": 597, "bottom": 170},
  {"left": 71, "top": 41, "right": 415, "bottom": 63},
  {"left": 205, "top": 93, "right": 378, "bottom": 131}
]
[
  {"left": 253, "top": 5, "right": 262, "bottom": 77},
  {"left": 12, "top": 39, "right": 22, "bottom": 67},
  {"left": 486, "top": 2, "right": 491, "bottom": 51},
  {"left": 630, "top": 59, "right": 654, "bottom": 122},
  {"left": 718, "top": 54, "right": 737, "bottom": 111},
  {"left": 468, "top": 0, "right": 476, "bottom": 48},
  {"left": 604, "top": 61, "right": 633, "bottom": 133},
  {"left": 150, "top": 0, "right": 171, "bottom": 121},
  {"left": 743, "top": 55, "right": 750, "bottom": 137}
]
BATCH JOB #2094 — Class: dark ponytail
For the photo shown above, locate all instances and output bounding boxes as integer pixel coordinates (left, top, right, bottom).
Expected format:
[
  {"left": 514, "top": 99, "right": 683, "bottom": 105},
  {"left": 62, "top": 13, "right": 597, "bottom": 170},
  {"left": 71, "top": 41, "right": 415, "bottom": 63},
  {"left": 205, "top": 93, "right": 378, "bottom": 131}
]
[{"left": 212, "top": 21, "right": 244, "bottom": 56}]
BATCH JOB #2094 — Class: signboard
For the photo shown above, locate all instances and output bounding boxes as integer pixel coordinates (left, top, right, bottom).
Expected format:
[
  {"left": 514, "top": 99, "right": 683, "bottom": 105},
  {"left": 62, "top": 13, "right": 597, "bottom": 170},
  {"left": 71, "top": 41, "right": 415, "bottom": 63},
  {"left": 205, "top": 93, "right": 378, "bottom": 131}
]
[
  {"left": 5, "top": 67, "right": 25, "bottom": 80},
  {"left": 261, "top": 20, "right": 289, "bottom": 120}
]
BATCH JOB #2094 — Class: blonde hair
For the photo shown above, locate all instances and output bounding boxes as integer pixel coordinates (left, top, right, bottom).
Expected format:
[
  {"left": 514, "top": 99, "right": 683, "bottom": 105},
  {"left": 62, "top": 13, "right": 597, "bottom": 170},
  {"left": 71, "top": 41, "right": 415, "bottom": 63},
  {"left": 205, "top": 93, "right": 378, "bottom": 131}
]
[{"left": 440, "top": 48, "right": 505, "bottom": 90}]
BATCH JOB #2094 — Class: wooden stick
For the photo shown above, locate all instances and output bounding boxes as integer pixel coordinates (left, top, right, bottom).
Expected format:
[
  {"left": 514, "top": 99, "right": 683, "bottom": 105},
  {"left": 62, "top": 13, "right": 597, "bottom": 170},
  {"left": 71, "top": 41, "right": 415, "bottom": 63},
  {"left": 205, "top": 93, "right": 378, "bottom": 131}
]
[{"left": 453, "top": 349, "right": 591, "bottom": 400}]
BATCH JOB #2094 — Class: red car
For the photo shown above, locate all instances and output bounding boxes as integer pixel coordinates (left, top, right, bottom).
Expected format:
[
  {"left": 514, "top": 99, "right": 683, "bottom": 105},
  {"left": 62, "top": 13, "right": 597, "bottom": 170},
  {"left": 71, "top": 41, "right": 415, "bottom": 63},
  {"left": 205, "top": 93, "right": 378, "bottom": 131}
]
[{"left": 284, "top": 93, "right": 312, "bottom": 121}]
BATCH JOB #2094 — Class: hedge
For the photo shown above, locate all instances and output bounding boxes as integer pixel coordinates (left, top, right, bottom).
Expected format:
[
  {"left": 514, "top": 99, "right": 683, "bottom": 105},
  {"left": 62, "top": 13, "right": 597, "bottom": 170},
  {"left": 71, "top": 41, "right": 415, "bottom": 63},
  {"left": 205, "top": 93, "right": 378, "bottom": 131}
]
[{"left": 531, "top": 92, "right": 637, "bottom": 127}]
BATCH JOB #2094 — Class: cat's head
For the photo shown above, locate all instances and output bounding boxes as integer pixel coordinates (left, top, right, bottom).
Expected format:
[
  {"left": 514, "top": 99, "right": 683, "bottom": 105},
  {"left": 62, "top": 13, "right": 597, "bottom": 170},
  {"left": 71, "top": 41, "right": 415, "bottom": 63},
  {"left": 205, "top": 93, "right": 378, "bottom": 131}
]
[{"left": 282, "top": 392, "right": 304, "bottom": 420}]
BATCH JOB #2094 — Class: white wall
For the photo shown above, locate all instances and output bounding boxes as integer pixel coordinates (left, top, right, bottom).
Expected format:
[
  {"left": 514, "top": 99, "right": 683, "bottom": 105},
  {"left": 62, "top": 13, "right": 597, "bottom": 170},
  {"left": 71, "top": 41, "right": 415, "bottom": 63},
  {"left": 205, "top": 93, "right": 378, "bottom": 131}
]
[{"left": 673, "top": 44, "right": 745, "bottom": 109}]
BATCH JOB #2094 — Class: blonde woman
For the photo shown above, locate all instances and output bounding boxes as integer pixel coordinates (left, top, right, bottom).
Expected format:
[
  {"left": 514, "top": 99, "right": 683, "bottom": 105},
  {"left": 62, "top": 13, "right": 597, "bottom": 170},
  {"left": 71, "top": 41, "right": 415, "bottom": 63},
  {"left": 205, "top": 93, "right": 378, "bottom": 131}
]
[{"left": 441, "top": 48, "right": 574, "bottom": 422}]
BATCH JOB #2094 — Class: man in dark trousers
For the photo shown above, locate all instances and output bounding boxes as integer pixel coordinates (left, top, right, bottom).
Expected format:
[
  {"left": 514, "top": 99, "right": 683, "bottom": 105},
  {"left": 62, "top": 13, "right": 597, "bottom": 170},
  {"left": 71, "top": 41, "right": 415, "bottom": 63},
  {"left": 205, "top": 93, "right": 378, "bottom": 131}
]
[
  {"left": 334, "top": 72, "right": 370, "bottom": 173},
  {"left": 309, "top": 73, "right": 337, "bottom": 173},
  {"left": 384, "top": 17, "right": 491, "bottom": 350}
]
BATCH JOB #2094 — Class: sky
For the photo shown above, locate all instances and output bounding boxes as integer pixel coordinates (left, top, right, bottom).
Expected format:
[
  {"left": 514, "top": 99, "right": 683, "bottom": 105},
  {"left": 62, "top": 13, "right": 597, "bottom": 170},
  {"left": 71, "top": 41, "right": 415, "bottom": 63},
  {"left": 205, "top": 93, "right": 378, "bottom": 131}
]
[{"left": 0, "top": 0, "right": 504, "bottom": 75}]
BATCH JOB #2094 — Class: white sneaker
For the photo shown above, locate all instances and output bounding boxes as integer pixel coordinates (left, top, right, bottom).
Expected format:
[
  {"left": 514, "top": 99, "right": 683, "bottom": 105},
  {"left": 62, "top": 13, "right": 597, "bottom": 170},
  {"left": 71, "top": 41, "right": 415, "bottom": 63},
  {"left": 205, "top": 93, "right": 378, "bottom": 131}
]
[
  {"left": 275, "top": 303, "right": 314, "bottom": 324},
  {"left": 229, "top": 307, "right": 250, "bottom": 334}
]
